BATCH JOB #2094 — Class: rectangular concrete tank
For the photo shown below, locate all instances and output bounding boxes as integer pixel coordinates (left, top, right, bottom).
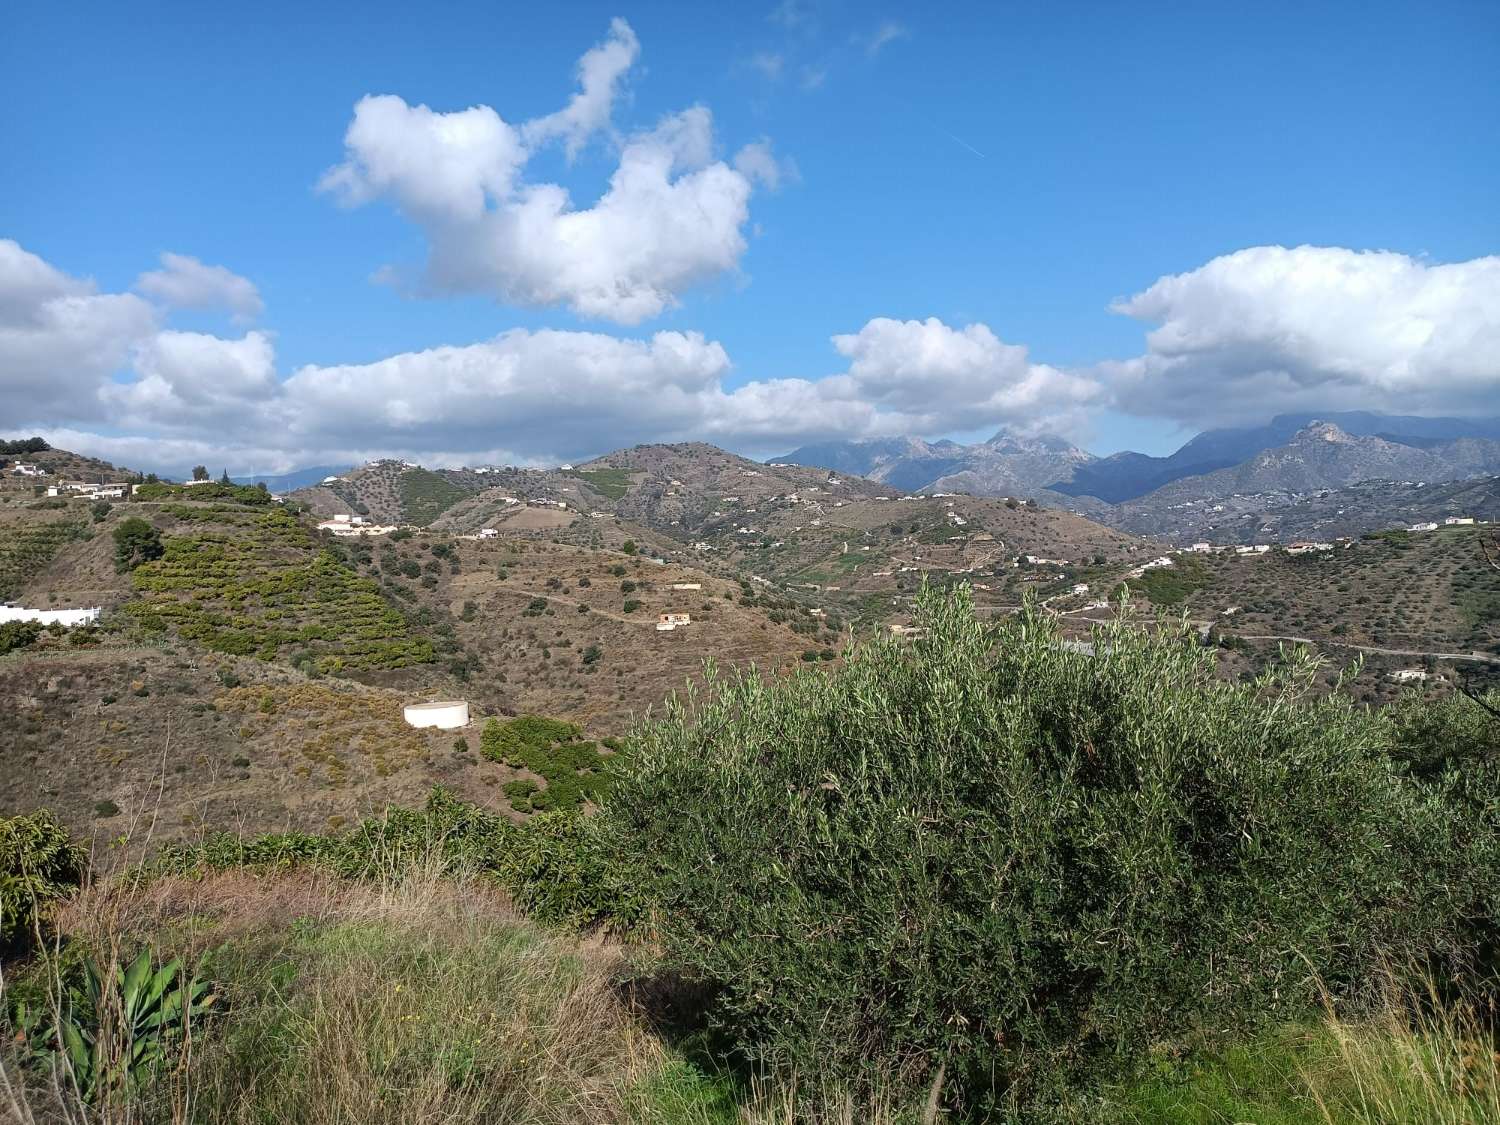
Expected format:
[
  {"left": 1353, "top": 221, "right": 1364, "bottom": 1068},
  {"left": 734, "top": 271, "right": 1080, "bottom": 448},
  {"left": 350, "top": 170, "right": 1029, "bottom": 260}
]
[{"left": 403, "top": 701, "right": 470, "bottom": 730}]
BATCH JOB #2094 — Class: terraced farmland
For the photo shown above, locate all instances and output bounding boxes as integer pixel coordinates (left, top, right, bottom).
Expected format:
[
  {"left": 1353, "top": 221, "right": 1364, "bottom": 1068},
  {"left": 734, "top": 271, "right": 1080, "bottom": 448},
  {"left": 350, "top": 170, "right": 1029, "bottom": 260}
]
[
  {"left": 0, "top": 517, "right": 87, "bottom": 599},
  {"left": 126, "top": 507, "right": 434, "bottom": 671}
]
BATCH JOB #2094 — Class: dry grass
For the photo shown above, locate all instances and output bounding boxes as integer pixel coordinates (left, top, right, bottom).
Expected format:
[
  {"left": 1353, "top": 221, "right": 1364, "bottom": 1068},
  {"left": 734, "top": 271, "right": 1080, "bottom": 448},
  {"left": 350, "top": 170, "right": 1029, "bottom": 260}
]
[
  {"left": 1302, "top": 991, "right": 1500, "bottom": 1124},
  {"left": 5, "top": 870, "right": 670, "bottom": 1125}
]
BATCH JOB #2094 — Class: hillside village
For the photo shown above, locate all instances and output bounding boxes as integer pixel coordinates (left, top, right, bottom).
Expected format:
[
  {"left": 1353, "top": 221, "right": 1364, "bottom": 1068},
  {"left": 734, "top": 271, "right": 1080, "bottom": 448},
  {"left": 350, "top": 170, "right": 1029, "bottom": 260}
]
[{"left": 5, "top": 438, "right": 1496, "bottom": 841}]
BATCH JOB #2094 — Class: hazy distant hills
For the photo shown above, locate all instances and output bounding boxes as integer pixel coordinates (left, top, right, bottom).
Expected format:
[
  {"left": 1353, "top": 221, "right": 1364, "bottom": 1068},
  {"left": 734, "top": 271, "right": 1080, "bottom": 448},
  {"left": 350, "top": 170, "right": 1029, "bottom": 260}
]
[
  {"left": 1055, "top": 412, "right": 1500, "bottom": 504},
  {"left": 263, "top": 411, "right": 1500, "bottom": 545},
  {"left": 1105, "top": 473, "right": 1500, "bottom": 544},
  {"left": 231, "top": 465, "right": 352, "bottom": 493},
  {"left": 775, "top": 412, "right": 1500, "bottom": 507},
  {"left": 1126, "top": 422, "right": 1500, "bottom": 506},
  {"left": 771, "top": 430, "right": 1095, "bottom": 497}
]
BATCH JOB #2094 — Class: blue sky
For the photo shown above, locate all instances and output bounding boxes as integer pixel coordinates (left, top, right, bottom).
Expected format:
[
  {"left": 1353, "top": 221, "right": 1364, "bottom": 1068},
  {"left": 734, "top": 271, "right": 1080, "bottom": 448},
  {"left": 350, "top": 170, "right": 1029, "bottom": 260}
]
[{"left": 2, "top": 0, "right": 1497, "bottom": 474}]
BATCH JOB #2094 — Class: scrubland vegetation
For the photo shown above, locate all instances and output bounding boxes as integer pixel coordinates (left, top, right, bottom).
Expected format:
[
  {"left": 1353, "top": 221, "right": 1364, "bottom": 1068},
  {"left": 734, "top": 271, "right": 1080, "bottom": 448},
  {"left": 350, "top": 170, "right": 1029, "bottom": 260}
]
[{"left": 5, "top": 586, "right": 1500, "bottom": 1121}]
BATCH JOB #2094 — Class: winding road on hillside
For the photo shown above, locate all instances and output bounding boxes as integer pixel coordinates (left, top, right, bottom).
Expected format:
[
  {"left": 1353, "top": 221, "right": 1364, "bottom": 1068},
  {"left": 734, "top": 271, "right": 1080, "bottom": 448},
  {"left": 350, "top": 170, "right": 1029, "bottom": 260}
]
[{"left": 1057, "top": 613, "right": 1500, "bottom": 665}]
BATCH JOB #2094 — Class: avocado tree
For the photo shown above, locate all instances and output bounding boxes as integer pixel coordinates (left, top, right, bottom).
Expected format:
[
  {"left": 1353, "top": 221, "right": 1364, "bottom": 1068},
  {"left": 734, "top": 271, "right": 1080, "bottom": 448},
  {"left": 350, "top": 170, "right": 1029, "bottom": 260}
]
[{"left": 112, "top": 517, "right": 163, "bottom": 572}]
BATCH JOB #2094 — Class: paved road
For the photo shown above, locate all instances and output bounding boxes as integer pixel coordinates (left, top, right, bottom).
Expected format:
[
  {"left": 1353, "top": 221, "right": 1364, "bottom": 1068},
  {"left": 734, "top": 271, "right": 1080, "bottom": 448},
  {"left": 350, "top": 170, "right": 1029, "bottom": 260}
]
[{"left": 1233, "top": 634, "right": 1500, "bottom": 665}]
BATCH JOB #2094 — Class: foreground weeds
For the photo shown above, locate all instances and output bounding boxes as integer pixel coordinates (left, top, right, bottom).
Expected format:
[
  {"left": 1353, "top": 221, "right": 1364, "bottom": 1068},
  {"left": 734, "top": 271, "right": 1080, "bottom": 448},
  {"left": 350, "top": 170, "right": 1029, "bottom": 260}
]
[
  {"left": 5, "top": 871, "right": 666, "bottom": 1124},
  {"left": 1103, "top": 994, "right": 1500, "bottom": 1124}
]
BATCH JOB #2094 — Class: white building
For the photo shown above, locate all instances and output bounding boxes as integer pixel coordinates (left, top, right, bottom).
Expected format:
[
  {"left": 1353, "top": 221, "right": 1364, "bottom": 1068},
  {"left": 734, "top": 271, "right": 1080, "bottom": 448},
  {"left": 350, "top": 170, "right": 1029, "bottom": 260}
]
[
  {"left": 403, "top": 701, "right": 469, "bottom": 729},
  {"left": 1445, "top": 516, "right": 1476, "bottom": 526},
  {"left": 671, "top": 582, "right": 701, "bottom": 590},
  {"left": 0, "top": 605, "right": 101, "bottom": 627},
  {"left": 10, "top": 462, "right": 43, "bottom": 476},
  {"left": 477, "top": 528, "right": 499, "bottom": 539},
  {"left": 1189, "top": 542, "right": 1213, "bottom": 553},
  {"left": 1388, "top": 669, "right": 1435, "bottom": 684},
  {"left": 1408, "top": 522, "right": 1439, "bottom": 532}
]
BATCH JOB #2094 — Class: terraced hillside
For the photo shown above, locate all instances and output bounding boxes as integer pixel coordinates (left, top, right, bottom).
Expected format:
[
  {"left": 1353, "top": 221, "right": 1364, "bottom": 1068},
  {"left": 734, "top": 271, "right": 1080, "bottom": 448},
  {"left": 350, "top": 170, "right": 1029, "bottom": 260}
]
[
  {"left": 329, "top": 531, "right": 825, "bottom": 731},
  {"left": 0, "top": 640, "right": 617, "bottom": 860},
  {"left": 1116, "top": 523, "right": 1500, "bottom": 667},
  {"left": 0, "top": 511, "right": 90, "bottom": 600},
  {"left": 126, "top": 504, "right": 435, "bottom": 672}
]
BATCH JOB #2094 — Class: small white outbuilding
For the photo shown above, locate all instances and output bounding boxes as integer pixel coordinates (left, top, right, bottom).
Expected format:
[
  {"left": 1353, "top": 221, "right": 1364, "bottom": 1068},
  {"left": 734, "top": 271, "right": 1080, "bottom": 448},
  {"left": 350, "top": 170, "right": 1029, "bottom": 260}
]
[{"left": 402, "top": 700, "right": 470, "bottom": 730}]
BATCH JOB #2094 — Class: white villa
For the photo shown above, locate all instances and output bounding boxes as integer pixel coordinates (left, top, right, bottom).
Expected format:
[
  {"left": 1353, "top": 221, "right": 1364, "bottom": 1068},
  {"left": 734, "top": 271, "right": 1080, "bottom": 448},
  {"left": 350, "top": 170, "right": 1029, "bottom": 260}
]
[
  {"left": 316, "top": 514, "right": 396, "bottom": 537},
  {"left": 0, "top": 604, "right": 101, "bottom": 627}
]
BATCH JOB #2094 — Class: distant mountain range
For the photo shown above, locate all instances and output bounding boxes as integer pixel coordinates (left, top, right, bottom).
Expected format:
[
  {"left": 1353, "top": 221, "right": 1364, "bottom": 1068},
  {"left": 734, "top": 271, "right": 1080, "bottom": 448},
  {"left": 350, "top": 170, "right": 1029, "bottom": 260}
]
[
  {"left": 258, "top": 411, "right": 1500, "bottom": 545},
  {"left": 231, "top": 465, "right": 353, "bottom": 493},
  {"left": 774, "top": 412, "right": 1500, "bottom": 506}
]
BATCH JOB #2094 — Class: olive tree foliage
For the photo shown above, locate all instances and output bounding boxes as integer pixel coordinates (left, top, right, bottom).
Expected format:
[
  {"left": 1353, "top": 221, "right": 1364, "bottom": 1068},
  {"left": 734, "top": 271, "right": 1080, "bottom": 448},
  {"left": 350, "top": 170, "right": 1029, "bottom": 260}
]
[{"left": 604, "top": 585, "right": 1475, "bottom": 1111}]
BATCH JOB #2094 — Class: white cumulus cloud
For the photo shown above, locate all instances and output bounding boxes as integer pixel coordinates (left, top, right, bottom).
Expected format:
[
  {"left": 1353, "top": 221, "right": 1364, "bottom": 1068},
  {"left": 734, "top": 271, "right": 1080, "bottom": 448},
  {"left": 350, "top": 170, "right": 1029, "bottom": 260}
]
[
  {"left": 105, "top": 330, "right": 278, "bottom": 429},
  {"left": 824, "top": 317, "right": 1103, "bottom": 436},
  {"left": 1105, "top": 245, "right": 1500, "bottom": 425},
  {"left": 135, "top": 252, "right": 264, "bottom": 322},
  {"left": 318, "top": 20, "right": 773, "bottom": 324},
  {"left": 522, "top": 18, "right": 639, "bottom": 158},
  {"left": 0, "top": 239, "right": 157, "bottom": 423}
]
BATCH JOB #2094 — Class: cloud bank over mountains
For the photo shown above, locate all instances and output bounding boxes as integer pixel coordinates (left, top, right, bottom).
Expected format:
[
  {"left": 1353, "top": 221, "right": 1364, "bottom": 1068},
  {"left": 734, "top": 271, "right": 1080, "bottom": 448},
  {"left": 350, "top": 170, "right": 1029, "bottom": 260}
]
[
  {"left": 6, "top": 235, "right": 1496, "bottom": 475},
  {"left": 1, "top": 19, "right": 1495, "bottom": 476},
  {"left": 1106, "top": 246, "right": 1500, "bottom": 428}
]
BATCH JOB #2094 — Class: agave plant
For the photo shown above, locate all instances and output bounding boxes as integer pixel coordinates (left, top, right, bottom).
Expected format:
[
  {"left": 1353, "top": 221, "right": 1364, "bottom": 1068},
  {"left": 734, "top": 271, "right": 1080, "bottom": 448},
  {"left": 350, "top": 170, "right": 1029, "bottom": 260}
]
[{"left": 13, "top": 947, "right": 217, "bottom": 1104}]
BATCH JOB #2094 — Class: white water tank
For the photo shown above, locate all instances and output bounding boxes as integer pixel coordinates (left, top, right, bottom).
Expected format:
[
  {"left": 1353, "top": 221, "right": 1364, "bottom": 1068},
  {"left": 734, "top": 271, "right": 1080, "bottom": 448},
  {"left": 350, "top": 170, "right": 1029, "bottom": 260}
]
[{"left": 402, "top": 701, "right": 470, "bottom": 730}]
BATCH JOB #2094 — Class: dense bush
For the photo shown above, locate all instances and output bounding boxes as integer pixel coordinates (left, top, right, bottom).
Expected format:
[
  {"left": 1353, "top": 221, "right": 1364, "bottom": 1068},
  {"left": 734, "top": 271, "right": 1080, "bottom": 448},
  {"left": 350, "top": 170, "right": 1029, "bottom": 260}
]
[
  {"left": 113, "top": 516, "right": 164, "bottom": 572},
  {"left": 1, "top": 810, "right": 86, "bottom": 948},
  {"left": 0, "top": 619, "right": 44, "bottom": 655},
  {"left": 480, "top": 716, "right": 612, "bottom": 812},
  {"left": 134, "top": 481, "right": 272, "bottom": 505},
  {"left": 0, "top": 436, "right": 49, "bottom": 454},
  {"left": 603, "top": 585, "right": 1479, "bottom": 1112}
]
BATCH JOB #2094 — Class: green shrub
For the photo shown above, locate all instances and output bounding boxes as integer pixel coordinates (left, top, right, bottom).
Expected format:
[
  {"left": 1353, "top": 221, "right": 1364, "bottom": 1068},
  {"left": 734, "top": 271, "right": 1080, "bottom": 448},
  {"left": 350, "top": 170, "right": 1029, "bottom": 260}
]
[
  {"left": 622, "top": 599, "right": 641, "bottom": 614},
  {"left": 602, "top": 585, "right": 1473, "bottom": 1113},
  {"left": 0, "top": 810, "right": 86, "bottom": 948},
  {"left": 0, "top": 619, "right": 44, "bottom": 655},
  {"left": 134, "top": 481, "right": 271, "bottom": 505},
  {"left": 479, "top": 717, "right": 612, "bottom": 813},
  {"left": 113, "top": 517, "right": 164, "bottom": 572}
]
